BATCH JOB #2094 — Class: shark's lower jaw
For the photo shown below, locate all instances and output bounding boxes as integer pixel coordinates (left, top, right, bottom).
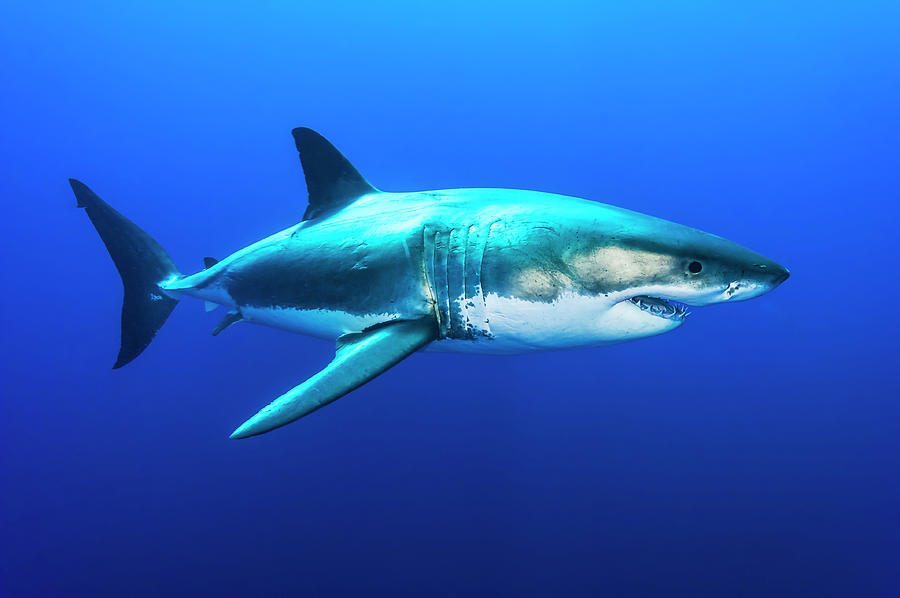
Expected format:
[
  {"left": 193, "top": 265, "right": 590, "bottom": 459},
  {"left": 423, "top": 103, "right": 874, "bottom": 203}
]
[{"left": 629, "top": 295, "right": 690, "bottom": 321}]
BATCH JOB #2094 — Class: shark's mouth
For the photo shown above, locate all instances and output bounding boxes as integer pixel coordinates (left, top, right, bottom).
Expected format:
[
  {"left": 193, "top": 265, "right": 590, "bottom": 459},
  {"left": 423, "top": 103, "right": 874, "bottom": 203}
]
[{"left": 629, "top": 295, "right": 690, "bottom": 321}]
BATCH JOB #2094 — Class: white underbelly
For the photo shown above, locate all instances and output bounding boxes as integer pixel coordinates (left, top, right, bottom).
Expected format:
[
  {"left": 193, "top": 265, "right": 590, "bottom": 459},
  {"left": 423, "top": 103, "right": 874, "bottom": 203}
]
[
  {"left": 240, "top": 305, "right": 401, "bottom": 341},
  {"left": 216, "top": 292, "right": 676, "bottom": 354},
  {"left": 427, "top": 290, "right": 680, "bottom": 354}
]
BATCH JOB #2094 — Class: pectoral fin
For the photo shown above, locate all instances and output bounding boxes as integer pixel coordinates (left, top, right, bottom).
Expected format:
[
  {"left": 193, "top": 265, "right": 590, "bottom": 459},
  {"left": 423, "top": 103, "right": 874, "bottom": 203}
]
[
  {"left": 229, "top": 318, "right": 438, "bottom": 439},
  {"left": 212, "top": 310, "right": 243, "bottom": 336}
]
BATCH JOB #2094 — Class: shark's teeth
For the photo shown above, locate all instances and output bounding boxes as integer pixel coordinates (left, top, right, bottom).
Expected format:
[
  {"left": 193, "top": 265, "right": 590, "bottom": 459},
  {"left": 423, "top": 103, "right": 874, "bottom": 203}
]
[{"left": 629, "top": 295, "right": 690, "bottom": 320}]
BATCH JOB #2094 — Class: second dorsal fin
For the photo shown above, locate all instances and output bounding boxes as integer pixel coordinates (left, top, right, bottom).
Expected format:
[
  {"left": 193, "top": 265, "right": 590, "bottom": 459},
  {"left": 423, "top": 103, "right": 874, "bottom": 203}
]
[{"left": 291, "top": 127, "right": 378, "bottom": 221}]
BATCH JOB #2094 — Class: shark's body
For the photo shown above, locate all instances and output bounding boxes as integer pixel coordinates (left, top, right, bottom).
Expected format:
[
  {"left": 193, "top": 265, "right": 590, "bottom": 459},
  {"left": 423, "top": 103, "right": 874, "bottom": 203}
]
[{"left": 73, "top": 128, "right": 789, "bottom": 439}]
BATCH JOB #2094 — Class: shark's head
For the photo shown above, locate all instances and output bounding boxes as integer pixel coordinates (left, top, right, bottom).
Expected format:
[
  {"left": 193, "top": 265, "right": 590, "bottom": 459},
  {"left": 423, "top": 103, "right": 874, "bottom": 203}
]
[{"left": 570, "top": 206, "right": 790, "bottom": 342}]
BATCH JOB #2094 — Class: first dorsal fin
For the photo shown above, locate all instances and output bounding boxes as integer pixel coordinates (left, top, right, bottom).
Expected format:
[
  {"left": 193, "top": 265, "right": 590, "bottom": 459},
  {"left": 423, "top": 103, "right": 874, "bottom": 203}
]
[{"left": 291, "top": 127, "right": 378, "bottom": 221}]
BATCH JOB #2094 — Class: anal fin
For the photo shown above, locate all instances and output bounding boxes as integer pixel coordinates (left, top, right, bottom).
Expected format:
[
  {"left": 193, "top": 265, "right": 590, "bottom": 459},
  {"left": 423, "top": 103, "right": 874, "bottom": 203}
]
[{"left": 229, "top": 318, "right": 438, "bottom": 439}]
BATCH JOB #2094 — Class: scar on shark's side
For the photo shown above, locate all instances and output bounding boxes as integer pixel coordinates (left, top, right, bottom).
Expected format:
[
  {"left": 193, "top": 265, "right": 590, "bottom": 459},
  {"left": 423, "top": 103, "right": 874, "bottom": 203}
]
[{"left": 72, "top": 127, "right": 789, "bottom": 439}]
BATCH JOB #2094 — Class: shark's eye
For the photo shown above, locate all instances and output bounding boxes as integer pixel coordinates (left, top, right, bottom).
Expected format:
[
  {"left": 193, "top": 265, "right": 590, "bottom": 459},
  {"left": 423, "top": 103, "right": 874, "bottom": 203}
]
[{"left": 688, "top": 261, "right": 703, "bottom": 274}]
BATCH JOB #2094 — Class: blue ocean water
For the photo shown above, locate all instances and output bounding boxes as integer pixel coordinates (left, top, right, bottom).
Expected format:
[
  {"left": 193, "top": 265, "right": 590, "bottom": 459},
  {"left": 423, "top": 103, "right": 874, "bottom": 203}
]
[{"left": 1, "top": 2, "right": 898, "bottom": 596}]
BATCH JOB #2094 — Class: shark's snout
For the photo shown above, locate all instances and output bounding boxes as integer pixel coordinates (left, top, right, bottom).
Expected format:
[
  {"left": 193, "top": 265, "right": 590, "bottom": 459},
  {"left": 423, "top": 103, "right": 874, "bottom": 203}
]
[
  {"left": 771, "top": 265, "right": 790, "bottom": 286},
  {"left": 719, "top": 260, "right": 789, "bottom": 303},
  {"left": 751, "top": 259, "right": 790, "bottom": 292}
]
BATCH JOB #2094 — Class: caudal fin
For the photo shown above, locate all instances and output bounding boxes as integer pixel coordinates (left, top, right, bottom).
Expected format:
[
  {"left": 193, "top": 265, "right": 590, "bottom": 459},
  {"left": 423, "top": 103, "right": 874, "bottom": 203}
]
[{"left": 70, "top": 179, "right": 180, "bottom": 368}]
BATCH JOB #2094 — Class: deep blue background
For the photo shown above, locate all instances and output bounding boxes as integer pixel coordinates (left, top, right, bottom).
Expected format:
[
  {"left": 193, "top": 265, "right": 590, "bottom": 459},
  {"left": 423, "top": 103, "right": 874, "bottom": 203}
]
[{"left": 2, "top": 2, "right": 898, "bottom": 596}]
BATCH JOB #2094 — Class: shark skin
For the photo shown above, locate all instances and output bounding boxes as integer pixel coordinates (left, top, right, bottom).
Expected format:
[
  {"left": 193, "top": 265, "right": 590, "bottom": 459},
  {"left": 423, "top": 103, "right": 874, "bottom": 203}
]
[
  {"left": 165, "top": 188, "right": 788, "bottom": 353},
  {"left": 73, "top": 128, "right": 789, "bottom": 439}
]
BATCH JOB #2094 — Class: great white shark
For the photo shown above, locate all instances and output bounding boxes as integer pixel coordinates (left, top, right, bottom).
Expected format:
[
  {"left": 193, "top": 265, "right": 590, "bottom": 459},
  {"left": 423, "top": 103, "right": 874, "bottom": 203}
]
[{"left": 72, "top": 127, "right": 789, "bottom": 439}]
